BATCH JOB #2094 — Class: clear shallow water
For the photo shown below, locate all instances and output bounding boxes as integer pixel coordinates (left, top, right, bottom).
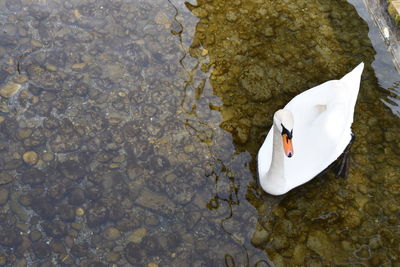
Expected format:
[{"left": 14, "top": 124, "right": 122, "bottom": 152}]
[{"left": 0, "top": 0, "right": 399, "bottom": 266}]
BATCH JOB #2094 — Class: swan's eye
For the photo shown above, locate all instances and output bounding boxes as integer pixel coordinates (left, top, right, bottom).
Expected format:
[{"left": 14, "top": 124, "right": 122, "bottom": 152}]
[{"left": 281, "top": 124, "right": 293, "bottom": 139}]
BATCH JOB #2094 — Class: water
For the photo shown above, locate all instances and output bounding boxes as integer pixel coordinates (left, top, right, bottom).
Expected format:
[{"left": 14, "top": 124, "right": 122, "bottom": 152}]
[{"left": 0, "top": 0, "right": 399, "bottom": 266}]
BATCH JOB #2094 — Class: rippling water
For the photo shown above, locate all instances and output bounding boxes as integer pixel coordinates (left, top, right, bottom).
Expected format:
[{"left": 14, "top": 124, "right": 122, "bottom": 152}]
[{"left": 0, "top": 0, "right": 399, "bottom": 266}]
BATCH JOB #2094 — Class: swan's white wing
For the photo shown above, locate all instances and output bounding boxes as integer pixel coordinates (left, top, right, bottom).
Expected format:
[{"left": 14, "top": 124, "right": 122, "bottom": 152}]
[{"left": 284, "top": 63, "right": 363, "bottom": 188}]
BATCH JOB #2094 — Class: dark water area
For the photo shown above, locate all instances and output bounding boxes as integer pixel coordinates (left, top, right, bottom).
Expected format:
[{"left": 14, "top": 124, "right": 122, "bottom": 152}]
[{"left": 0, "top": 0, "right": 399, "bottom": 266}]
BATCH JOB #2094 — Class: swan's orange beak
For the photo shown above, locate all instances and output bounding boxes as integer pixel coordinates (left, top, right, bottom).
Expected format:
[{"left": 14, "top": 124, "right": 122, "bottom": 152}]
[{"left": 282, "top": 134, "right": 293, "bottom": 158}]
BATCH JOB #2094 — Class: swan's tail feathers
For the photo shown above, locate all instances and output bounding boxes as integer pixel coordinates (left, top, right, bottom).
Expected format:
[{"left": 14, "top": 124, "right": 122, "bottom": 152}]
[{"left": 340, "top": 62, "right": 364, "bottom": 108}]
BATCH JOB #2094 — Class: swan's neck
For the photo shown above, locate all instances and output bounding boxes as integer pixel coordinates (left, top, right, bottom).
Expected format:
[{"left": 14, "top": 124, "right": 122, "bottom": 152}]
[{"left": 263, "top": 126, "right": 287, "bottom": 195}]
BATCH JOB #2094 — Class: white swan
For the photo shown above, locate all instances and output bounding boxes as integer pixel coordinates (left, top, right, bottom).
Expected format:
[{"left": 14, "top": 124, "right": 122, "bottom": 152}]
[{"left": 258, "top": 63, "right": 364, "bottom": 195}]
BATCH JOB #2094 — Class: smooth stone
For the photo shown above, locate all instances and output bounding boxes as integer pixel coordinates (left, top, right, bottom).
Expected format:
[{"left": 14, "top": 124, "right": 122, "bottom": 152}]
[
  {"left": 75, "top": 207, "right": 85, "bottom": 216},
  {"left": 0, "top": 82, "right": 21, "bottom": 98},
  {"left": 0, "top": 188, "right": 9, "bottom": 205},
  {"left": 31, "top": 39, "right": 43, "bottom": 48},
  {"left": 71, "top": 63, "right": 87, "bottom": 69},
  {"left": 263, "top": 27, "right": 275, "bottom": 37},
  {"left": 22, "top": 151, "right": 38, "bottom": 165},
  {"left": 306, "top": 230, "right": 335, "bottom": 259},
  {"left": 271, "top": 234, "right": 289, "bottom": 250},
  {"left": 68, "top": 188, "right": 85, "bottom": 205},
  {"left": 106, "top": 251, "right": 121, "bottom": 262},
  {"left": 103, "top": 227, "right": 121, "bottom": 241},
  {"left": 134, "top": 188, "right": 177, "bottom": 216},
  {"left": 354, "top": 245, "right": 370, "bottom": 259},
  {"left": 12, "top": 74, "right": 28, "bottom": 83},
  {"left": 32, "top": 242, "right": 51, "bottom": 259},
  {"left": 226, "top": 11, "right": 238, "bottom": 22},
  {"left": 154, "top": 11, "right": 170, "bottom": 28},
  {"left": 29, "top": 230, "right": 42, "bottom": 242},
  {"left": 251, "top": 228, "right": 269, "bottom": 247},
  {"left": 128, "top": 227, "right": 147, "bottom": 244},
  {"left": 0, "top": 172, "right": 13, "bottom": 185},
  {"left": 16, "top": 128, "right": 33, "bottom": 140},
  {"left": 369, "top": 236, "right": 382, "bottom": 249},
  {"left": 293, "top": 244, "right": 306, "bottom": 265},
  {"left": 192, "top": 7, "right": 208, "bottom": 18},
  {"left": 42, "top": 152, "right": 54, "bottom": 162}
]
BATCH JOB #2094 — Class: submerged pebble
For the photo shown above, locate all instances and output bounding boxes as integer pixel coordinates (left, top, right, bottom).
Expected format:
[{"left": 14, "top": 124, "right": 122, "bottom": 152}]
[
  {"left": 22, "top": 151, "right": 38, "bottom": 165},
  {"left": 0, "top": 81, "right": 21, "bottom": 98},
  {"left": 103, "top": 227, "right": 121, "bottom": 241},
  {"left": 0, "top": 188, "right": 9, "bottom": 205}
]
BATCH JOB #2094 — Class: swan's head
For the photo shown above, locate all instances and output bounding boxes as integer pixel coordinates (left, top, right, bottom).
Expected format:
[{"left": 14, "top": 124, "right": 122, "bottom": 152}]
[{"left": 273, "top": 109, "right": 294, "bottom": 158}]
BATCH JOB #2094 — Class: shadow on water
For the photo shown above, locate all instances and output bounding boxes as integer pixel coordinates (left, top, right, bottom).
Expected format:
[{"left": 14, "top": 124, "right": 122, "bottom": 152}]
[{"left": 185, "top": 0, "right": 400, "bottom": 265}]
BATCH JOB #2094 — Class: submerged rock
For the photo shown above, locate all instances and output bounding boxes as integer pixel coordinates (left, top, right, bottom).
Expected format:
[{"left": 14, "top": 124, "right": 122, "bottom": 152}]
[
  {"left": 42, "top": 220, "right": 68, "bottom": 238},
  {"left": 50, "top": 133, "right": 82, "bottom": 153},
  {"left": 128, "top": 227, "right": 147, "bottom": 244},
  {"left": 0, "top": 188, "right": 9, "bottom": 205},
  {"left": 306, "top": 230, "right": 335, "bottom": 260},
  {"left": 125, "top": 242, "right": 146, "bottom": 264},
  {"left": 21, "top": 169, "right": 46, "bottom": 185},
  {"left": 0, "top": 228, "right": 22, "bottom": 247},
  {"left": 22, "top": 151, "right": 39, "bottom": 165},
  {"left": 0, "top": 172, "right": 13, "bottom": 185},
  {"left": 251, "top": 226, "right": 269, "bottom": 247},
  {"left": 32, "top": 242, "right": 51, "bottom": 259},
  {"left": 135, "top": 188, "right": 177, "bottom": 217},
  {"left": 103, "top": 227, "right": 121, "bottom": 241},
  {"left": 0, "top": 82, "right": 21, "bottom": 98}
]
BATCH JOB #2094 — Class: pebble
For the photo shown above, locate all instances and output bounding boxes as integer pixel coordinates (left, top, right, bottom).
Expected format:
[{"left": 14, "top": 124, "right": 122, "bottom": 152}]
[
  {"left": 128, "top": 227, "right": 147, "bottom": 244},
  {"left": 226, "top": 11, "right": 238, "bottom": 22},
  {"left": 46, "top": 64, "right": 58, "bottom": 72},
  {"left": 154, "top": 11, "right": 170, "bottom": 28},
  {"left": 16, "top": 128, "right": 33, "bottom": 140},
  {"left": 251, "top": 227, "right": 269, "bottom": 247},
  {"left": 29, "top": 230, "right": 42, "bottom": 242},
  {"left": 0, "top": 81, "right": 21, "bottom": 98},
  {"left": 106, "top": 251, "right": 121, "bottom": 263},
  {"left": 103, "top": 227, "right": 121, "bottom": 241},
  {"left": 306, "top": 231, "right": 335, "bottom": 259},
  {"left": 75, "top": 207, "right": 85, "bottom": 216},
  {"left": 72, "top": 9, "right": 82, "bottom": 19},
  {"left": 293, "top": 244, "right": 306, "bottom": 264},
  {"left": 354, "top": 245, "right": 371, "bottom": 259},
  {"left": 263, "top": 27, "right": 275, "bottom": 37},
  {"left": 31, "top": 39, "right": 43, "bottom": 48},
  {"left": 22, "top": 151, "right": 39, "bottom": 165},
  {"left": 12, "top": 74, "right": 28, "bottom": 83},
  {"left": 192, "top": 7, "right": 208, "bottom": 18},
  {"left": 42, "top": 152, "right": 54, "bottom": 162},
  {"left": 71, "top": 63, "right": 86, "bottom": 69},
  {"left": 0, "top": 188, "right": 9, "bottom": 205},
  {"left": 0, "top": 172, "right": 13, "bottom": 185}
]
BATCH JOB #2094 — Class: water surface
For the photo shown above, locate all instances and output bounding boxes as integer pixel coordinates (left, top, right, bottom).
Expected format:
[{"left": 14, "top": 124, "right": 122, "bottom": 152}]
[{"left": 0, "top": 0, "right": 399, "bottom": 266}]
